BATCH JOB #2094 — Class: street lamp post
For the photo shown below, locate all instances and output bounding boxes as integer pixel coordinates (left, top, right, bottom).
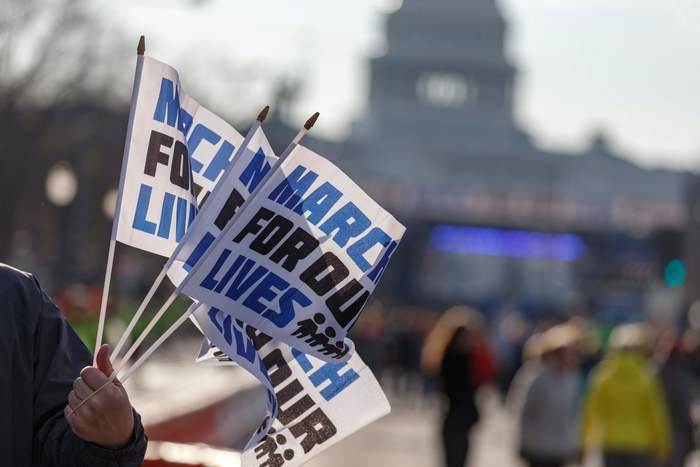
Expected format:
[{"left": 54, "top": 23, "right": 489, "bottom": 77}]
[{"left": 45, "top": 161, "right": 78, "bottom": 289}]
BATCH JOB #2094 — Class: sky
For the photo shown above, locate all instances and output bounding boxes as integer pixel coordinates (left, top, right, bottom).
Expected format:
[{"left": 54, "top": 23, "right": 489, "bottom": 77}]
[{"left": 103, "top": 0, "right": 700, "bottom": 171}]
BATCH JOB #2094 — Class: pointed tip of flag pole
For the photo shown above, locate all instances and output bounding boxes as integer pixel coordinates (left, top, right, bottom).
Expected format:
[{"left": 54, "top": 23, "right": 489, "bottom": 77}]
[
  {"left": 257, "top": 105, "right": 270, "bottom": 122},
  {"left": 137, "top": 35, "right": 146, "bottom": 55},
  {"left": 304, "top": 112, "right": 320, "bottom": 131}
]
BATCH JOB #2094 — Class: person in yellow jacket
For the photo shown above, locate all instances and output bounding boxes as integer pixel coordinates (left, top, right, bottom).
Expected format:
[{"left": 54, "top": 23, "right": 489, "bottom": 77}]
[{"left": 580, "top": 323, "right": 672, "bottom": 467}]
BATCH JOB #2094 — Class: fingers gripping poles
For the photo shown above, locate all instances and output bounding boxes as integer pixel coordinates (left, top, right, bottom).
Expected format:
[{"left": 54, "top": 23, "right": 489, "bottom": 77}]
[{"left": 69, "top": 300, "right": 195, "bottom": 417}]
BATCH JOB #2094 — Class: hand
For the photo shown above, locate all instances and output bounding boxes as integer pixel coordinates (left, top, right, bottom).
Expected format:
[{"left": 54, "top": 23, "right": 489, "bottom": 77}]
[{"left": 64, "top": 344, "right": 135, "bottom": 449}]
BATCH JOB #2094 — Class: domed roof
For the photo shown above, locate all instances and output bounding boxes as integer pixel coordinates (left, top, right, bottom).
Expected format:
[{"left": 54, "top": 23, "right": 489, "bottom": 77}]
[
  {"left": 383, "top": 0, "right": 509, "bottom": 66},
  {"left": 397, "top": 0, "right": 505, "bottom": 18}
]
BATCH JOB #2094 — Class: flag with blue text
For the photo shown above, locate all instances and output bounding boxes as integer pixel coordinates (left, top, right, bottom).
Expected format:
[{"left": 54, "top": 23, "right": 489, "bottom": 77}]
[
  {"left": 166, "top": 124, "right": 277, "bottom": 285},
  {"left": 114, "top": 56, "right": 247, "bottom": 256},
  {"left": 180, "top": 143, "right": 406, "bottom": 361}
]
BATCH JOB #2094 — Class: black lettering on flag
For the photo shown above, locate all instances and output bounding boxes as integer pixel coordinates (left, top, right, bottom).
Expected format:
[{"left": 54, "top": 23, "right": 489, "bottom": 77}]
[
  {"left": 269, "top": 228, "right": 320, "bottom": 272},
  {"left": 325, "top": 279, "right": 370, "bottom": 328},
  {"left": 233, "top": 207, "right": 275, "bottom": 243},
  {"left": 290, "top": 408, "right": 337, "bottom": 454},
  {"left": 169, "top": 140, "right": 191, "bottom": 189},
  {"left": 291, "top": 314, "right": 324, "bottom": 342},
  {"left": 299, "top": 252, "right": 350, "bottom": 296},
  {"left": 254, "top": 434, "right": 293, "bottom": 467},
  {"left": 263, "top": 349, "right": 292, "bottom": 387},
  {"left": 277, "top": 380, "right": 315, "bottom": 424},
  {"left": 144, "top": 130, "right": 172, "bottom": 177},
  {"left": 193, "top": 181, "right": 206, "bottom": 204},
  {"left": 214, "top": 189, "right": 245, "bottom": 230},
  {"left": 249, "top": 214, "right": 294, "bottom": 256}
]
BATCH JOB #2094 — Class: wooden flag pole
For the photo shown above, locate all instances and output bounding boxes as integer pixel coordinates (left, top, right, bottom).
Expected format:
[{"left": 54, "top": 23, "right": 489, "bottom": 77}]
[
  {"left": 70, "top": 112, "right": 321, "bottom": 414},
  {"left": 93, "top": 35, "right": 146, "bottom": 365},
  {"left": 111, "top": 268, "right": 166, "bottom": 361},
  {"left": 119, "top": 302, "right": 198, "bottom": 382},
  {"left": 110, "top": 105, "right": 271, "bottom": 362}
]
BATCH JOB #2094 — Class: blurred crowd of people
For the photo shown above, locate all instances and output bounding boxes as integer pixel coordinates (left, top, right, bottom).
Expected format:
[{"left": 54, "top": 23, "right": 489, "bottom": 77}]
[{"left": 351, "top": 303, "right": 700, "bottom": 467}]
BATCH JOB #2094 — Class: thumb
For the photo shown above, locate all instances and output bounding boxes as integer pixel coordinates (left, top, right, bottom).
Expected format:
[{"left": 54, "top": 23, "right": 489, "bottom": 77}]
[{"left": 95, "top": 344, "right": 114, "bottom": 377}]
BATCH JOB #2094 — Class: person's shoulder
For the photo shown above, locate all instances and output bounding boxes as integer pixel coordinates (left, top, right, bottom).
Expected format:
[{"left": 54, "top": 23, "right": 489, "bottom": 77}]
[
  {"left": 0, "top": 262, "right": 36, "bottom": 284},
  {"left": 0, "top": 262, "right": 41, "bottom": 301}
]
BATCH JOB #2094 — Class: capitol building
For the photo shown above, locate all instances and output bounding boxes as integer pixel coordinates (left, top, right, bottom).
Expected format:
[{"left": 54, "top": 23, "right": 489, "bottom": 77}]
[{"left": 335, "top": 0, "right": 690, "bottom": 315}]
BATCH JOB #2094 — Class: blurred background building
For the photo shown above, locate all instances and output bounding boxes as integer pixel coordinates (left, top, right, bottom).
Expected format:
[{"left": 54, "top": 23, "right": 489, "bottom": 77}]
[
  {"left": 4, "top": 0, "right": 693, "bottom": 322},
  {"left": 344, "top": 0, "right": 688, "bottom": 322}
]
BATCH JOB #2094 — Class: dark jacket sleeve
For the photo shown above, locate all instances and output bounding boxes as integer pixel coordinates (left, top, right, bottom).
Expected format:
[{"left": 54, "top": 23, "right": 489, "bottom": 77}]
[{"left": 30, "top": 276, "right": 147, "bottom": 466}]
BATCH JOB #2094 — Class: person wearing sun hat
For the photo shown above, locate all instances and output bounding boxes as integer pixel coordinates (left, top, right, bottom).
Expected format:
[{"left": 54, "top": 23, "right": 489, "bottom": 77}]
[
  {"left": 580, "top": 323, "right": 671, "bottom": 467},
  {"left": 513, "top": 324, "right": 582, "bottom": 467}
]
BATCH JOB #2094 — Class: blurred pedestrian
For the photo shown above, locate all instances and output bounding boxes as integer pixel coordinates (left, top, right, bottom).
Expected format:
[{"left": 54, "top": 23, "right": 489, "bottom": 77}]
[
  {"left": 495, "top": 310, "right": 528, "bottom": 396},
  {"left": 506, "top": 332, "right": 544, "bottom": 416},
  {"left": 657, "top": 330, "right": 696, "bottom": 467},
  {"left": 580, "top": 323, "right": 671, "bottom": 467},
  {"left": 509, "top": 325, "right": 581, "bottom": 467},
  {"left": 421, "top": 306, "right": 495, "bottom": 467}
]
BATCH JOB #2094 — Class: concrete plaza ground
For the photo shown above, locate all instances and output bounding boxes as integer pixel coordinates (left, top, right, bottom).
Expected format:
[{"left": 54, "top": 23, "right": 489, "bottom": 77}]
[
  {"left": 307, "top": 395, "right": 700, "bottom": 467},
  {"left": 306, "top": 395, "right": 524, "bottom": 467}
]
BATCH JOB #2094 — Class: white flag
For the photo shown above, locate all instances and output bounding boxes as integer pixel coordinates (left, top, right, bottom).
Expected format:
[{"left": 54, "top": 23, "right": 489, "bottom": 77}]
[
  {"left": 114, "top": 55, "right": 246, "bottom": 257},
  {"left": 166, "top": 125, "right": 276, "bottom": 285},
  {"left": 193, "top": 307, "right": 390, "bottom": 467},
  {"left": 181, "top": 144, "right": 405, "bottom": 361}
]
